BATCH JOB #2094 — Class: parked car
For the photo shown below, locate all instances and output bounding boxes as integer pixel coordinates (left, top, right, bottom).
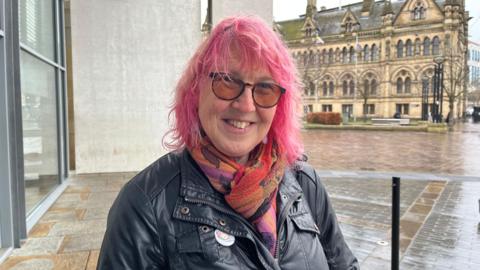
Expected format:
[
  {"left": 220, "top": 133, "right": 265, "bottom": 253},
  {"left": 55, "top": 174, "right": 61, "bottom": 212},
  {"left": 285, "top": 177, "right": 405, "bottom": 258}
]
[
  {"left": 465, "top": 107, "right": 474, "bottom": 116},
  {"left": 473, "top": 106, "right": 480, "bottom": 122}
]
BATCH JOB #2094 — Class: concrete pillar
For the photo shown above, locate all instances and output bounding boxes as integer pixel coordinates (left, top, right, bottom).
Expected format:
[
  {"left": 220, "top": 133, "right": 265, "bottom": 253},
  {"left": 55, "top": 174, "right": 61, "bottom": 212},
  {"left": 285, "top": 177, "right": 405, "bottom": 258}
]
[{"left": 70, "top": 0, "right": 201, "bottom": 173}]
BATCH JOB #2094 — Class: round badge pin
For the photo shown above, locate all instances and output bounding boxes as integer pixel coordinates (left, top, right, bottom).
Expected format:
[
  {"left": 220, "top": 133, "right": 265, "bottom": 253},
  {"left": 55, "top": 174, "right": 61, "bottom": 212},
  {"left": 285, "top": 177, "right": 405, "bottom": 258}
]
[{"left": 214, "top": 229, "right": 235, "bottom": 246}]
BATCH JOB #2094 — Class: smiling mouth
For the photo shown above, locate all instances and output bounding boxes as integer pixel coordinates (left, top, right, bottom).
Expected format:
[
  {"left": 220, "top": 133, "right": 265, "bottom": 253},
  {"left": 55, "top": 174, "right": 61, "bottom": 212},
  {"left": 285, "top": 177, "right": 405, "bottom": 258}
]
[{"left": 225, "top": 119, "right": 252, "bottom": 129}]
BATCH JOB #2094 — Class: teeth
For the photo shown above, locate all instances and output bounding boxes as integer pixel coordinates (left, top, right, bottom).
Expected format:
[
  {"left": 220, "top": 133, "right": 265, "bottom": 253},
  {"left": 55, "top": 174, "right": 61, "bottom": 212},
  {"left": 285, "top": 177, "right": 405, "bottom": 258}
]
[{"left": 227, "top": 120, "right": 250, "bottom": 129}]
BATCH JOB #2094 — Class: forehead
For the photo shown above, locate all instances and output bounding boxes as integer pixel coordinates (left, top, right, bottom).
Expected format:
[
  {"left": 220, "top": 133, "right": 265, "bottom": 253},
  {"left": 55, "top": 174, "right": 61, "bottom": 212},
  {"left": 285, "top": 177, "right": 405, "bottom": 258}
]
[{"left": 224, "top": 49, "right": 272, "bottom": 80}]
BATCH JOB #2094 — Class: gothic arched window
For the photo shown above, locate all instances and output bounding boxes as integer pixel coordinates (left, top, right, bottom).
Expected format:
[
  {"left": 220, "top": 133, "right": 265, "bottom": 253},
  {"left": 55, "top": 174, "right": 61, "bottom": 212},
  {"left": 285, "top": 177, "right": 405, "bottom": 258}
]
[
  {"left": 405, "top": 77, "right": 411, "bottom": 93},
  {"left": 432, "top": 36, "right": 441, "bottom": 55},
  {"left": 343, "top": 80, "right": 348, "bottom": 95},
  {"left": 364, "top": 79, "right": 370, "bottom": 95},
  {"left": 329, "top": 81, "right": 334, "bottom": 96},
  {"left": 424, "top": 37, "right": 431, "bottom": 56},
  {"left": 309, "top": 81, "right": 315, "bottom": 96},
  {"left": 397, "top": 78, "right": 403, "bottom": 94},
  {"left": 328, "top": 48, "right": 334, "bottom": 64},
  {"left": 406, "top": 39, "right": 413, "bottom": 57},
  {"left": 345, "top": 18, "right": 353, "bottom": 33},
  {"left": 371, "top": 79, "right": 377, "bottom": 95},
  {"left": 349, "top": 46, "right": 355, "bottom": 63},
  {"left": 349, "top": 80, "right": 355, "bottom": 95},
  {"left": 342, "top": 47, "right": 348, "bottom": 64},
  {"left": 397, "top": 40, "right": 404, "bottom": 58},
  {"left": 371, "top": 44, "right": 378, "bottom": 61},
  {"left": 322, "top": 81, "right": 328, "bottom": 96},
  {"left": 363, "top": 45, "right": 370, "bottom": 62},
  {"left": 412, "top": 1, "right": 426, "bottom": 20},
  {"left": 415, "top": 38, "right": 421, "bottom": 55},
  {"left": 308, "top": 51, "right": 314, "bottom": 65}
]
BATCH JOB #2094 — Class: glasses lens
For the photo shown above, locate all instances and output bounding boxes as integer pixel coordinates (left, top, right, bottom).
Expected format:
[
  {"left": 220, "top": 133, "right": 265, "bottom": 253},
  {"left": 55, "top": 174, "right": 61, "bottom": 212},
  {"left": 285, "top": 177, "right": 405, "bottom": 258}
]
[
  {"left": 253, "top": 83, "right": 282, "bottom": 108},
  {"left": 212, "top": 74, "right": 243, "bottom": 100}
]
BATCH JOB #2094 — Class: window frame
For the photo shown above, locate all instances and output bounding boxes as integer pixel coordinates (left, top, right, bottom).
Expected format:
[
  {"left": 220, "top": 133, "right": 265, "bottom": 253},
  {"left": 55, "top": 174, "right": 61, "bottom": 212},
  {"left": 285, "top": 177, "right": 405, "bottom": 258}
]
[
  {"left": 424, "top": 37, "right": 431, "bottom": 56},
  {"left": 432, "top": 36, "right": 440, "bottom": 55},
  {"left": 397, "top": 40, "right": 404, "bottom": 58},
  {"left": 397, "top": 78, "right": 403, "bottom": 94},
  {"left": 406, "top": 39, "right": 413, "bottom": 57}
]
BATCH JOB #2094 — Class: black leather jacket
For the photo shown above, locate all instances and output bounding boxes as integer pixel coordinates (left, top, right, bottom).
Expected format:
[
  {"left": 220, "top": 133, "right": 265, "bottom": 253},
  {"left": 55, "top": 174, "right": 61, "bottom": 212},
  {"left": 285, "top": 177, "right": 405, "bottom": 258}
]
[{"left": 97, "top": 150, "right": 359, "bottom": 270}]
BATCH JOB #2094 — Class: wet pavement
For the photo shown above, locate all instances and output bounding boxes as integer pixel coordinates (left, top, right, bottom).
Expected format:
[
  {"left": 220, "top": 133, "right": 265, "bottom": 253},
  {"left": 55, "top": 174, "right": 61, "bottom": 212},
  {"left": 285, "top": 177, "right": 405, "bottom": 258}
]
[
  {"left": 1, "top": 122, "right": 480, "bottom": 269},
  {"left": 1, "top": 173, "right": 478, "bottom": 269},
  {"left": 0, "top": 173, "right": 135, "bottom": 270},
  {"left": 324, "top": 178, "right": 480, "bottom": 270},
  {"left": 399, "top": 181, "right": 480, "bottom": 269},
  {"left": 302, "top": 121, "right": 480, "bottom": 176}
]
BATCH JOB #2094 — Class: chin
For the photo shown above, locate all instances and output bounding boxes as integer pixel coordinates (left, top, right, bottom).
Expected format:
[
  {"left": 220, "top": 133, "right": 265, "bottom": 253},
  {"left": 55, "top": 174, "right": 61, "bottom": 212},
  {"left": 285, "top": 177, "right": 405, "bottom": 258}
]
[{"left": 220, "top": 144, "right": 253, "bottom": 159}]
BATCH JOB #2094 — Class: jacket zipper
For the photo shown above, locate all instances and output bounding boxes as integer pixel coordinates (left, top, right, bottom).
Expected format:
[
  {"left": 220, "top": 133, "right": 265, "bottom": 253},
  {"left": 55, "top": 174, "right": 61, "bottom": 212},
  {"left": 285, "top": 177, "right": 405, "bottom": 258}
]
[{"left": 274, "top": 192, "right": 303, "bottom": 259}]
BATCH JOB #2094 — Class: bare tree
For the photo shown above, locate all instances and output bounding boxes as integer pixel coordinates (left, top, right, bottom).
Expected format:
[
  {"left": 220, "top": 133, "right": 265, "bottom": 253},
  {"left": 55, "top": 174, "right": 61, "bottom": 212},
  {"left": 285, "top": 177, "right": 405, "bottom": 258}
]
[
  {"left": 442, "top": 40, "right": 468, "bottom": 125},
  {"left": 358, "top": 84, "right": 371, "bottom": 121}
]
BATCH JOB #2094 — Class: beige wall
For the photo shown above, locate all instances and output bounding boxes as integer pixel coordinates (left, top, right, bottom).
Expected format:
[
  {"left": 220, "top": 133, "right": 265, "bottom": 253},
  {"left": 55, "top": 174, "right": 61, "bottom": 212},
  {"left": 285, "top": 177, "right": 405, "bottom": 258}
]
[{"left": 70, "top": 0, "right": 201, "bottom": 173}]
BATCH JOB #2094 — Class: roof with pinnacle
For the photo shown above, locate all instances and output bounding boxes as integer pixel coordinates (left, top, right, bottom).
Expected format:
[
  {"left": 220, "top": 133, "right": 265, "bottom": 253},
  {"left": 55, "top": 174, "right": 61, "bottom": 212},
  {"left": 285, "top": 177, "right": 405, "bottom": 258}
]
[{"left": 276, "top": 0, "right": 446, "bottom": 41}]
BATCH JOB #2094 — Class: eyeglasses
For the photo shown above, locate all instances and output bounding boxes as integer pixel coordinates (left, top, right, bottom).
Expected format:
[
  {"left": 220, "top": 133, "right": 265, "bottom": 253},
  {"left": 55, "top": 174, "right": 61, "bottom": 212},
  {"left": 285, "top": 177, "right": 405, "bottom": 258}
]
[{"left": 209, "top": 72, "right": 286, "bottom": 108}]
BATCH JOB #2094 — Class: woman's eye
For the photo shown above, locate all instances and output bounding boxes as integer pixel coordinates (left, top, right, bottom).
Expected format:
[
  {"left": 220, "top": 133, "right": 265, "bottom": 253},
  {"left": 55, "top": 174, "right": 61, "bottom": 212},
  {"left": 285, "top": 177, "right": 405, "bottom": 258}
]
[
  {"left": 257, "top": 83, "right": 273, "bottom": 89},
  {"left": 222, "top": 75, "right": 234, "bottom": 82}
]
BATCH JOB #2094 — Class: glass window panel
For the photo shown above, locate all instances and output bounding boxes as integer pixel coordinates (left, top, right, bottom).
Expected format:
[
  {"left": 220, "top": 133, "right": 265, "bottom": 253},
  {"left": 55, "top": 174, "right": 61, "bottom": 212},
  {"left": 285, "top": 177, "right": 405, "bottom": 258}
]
[
  {"left": 1, "top": 0, "right": 4, "bottom": 31},
  {"left": 397, "top": 40, "right": 404, "bottom": 58},
  {"left": 58, "top": 0, "right": 65, "bottom": 66},
  {"left": 19, "top": 0, "right": 55, "bottom": 61},
  {"left": 20, "top": 51, "right": 59, "bottom": 215}
]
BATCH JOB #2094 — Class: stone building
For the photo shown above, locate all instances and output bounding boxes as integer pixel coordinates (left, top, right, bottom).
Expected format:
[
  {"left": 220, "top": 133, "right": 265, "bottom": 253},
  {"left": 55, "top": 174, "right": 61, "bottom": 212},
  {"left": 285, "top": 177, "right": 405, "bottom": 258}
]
[
  {"left": 276, "top": 0, "right": 469, "bottom": 120},
  {"left": 469, "top": 40, "right": 480, "bottom": 84}
]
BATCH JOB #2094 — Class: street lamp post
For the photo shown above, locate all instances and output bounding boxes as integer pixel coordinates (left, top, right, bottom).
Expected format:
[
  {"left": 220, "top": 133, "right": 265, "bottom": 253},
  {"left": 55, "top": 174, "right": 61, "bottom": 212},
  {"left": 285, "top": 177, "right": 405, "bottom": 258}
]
[
  {"left": 421, "top": 75, "right": 429, "bottom": 121},
  {"left": 353, "top": 34, "right": 362, "bottom": 122},
  {"left": 433, "top": 56, "right": 445, "bottom": 123}
]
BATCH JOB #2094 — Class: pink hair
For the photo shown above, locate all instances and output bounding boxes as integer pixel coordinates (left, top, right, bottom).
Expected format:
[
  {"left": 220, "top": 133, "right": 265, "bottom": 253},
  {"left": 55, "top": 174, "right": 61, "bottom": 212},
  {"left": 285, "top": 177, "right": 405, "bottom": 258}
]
[{"left": 165, "top": 16, "right": 303, "bottom": 164}]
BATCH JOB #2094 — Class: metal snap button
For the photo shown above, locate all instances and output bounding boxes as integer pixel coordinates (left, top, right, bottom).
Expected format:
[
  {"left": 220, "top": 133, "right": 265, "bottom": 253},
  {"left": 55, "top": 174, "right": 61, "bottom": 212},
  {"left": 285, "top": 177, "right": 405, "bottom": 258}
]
[
  {"left": 180, "top": 206, "right": 190, "bottom": 215},
  {"left": 200, "top": 225, "right": 210, "bottom": 233},
  {"left": 218, "top": 219, "right": 227, "bottom": 226}
]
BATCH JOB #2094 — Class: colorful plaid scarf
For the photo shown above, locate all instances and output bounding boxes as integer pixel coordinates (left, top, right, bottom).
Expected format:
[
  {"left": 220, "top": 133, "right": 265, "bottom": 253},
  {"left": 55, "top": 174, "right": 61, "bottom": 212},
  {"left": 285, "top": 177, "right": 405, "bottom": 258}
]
[{"left": 189, "top": 136, "right": 286, "bottom": 255}]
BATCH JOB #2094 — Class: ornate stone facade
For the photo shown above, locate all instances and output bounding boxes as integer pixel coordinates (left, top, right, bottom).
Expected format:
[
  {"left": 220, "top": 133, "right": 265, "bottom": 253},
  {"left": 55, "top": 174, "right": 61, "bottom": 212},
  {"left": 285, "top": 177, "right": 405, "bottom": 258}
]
[{"left": 276, "top": 0, "right": 468, "bottom": 119}]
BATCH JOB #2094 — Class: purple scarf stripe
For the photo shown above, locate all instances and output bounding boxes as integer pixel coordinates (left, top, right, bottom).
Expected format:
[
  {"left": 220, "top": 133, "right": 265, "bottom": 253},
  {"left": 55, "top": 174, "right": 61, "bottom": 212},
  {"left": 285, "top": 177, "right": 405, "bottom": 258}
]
[{"left": 198, "top": 164, "right": 235, "bottom": 183}]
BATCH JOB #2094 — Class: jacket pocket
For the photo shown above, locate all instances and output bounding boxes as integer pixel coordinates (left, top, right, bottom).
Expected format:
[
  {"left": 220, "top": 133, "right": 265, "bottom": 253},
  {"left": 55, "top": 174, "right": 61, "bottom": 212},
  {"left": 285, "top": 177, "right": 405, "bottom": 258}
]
[
  {"left": 281, "top": 213, "right": 329, "bottom": 270},
  {"left": 176, "top": 225, "right": 220, "bottom": 262},
  {"left": 290, "top": 212, "right": 320, "bottom": 235}
]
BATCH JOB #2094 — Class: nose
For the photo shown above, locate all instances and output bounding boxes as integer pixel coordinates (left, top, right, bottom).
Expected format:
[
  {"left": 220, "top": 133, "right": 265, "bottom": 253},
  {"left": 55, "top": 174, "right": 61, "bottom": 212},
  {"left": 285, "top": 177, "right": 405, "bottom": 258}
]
[{"left": 232, "top": 84, "right": 256, "bottom": 112}]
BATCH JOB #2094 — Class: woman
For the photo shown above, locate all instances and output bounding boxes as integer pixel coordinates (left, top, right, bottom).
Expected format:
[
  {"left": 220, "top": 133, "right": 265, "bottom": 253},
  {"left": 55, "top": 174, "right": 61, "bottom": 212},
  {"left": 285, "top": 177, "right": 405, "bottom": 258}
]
[{"left": 97, "top": 16, "right": 359, "bottom": 270}]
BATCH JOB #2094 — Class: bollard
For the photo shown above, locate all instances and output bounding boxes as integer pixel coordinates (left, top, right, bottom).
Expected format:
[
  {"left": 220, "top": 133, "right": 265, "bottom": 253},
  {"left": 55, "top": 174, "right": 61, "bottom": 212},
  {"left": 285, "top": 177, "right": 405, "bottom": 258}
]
[{"left": 392, "top": 177, "right": 400, "bottom": 270}]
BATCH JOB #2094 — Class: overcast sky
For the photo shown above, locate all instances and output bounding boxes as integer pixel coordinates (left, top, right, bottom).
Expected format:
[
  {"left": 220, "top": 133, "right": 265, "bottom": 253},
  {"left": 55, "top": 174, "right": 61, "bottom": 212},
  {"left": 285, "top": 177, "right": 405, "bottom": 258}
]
[{"left": 273, "top": 0, "right": 479, "bottom": 42}]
